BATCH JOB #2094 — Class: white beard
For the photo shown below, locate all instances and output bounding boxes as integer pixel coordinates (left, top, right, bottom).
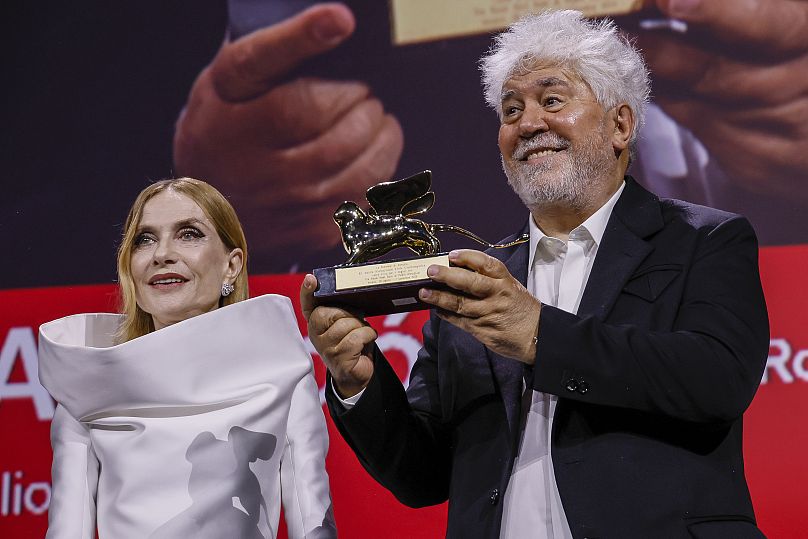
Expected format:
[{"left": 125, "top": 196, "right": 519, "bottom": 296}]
[{"left": 502, "top": 128, "right": 615, "bottom": 211}]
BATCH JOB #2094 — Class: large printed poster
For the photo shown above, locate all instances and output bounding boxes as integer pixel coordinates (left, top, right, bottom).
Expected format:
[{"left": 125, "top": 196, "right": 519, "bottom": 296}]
[{"left": 3, "top": 1, "right": 807, "bottom": 537}]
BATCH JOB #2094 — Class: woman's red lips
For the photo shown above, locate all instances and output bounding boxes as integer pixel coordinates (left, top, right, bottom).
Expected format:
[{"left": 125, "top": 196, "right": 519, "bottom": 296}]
[{"left": 148, "top": 273, "right": 189, "bottom": 285}]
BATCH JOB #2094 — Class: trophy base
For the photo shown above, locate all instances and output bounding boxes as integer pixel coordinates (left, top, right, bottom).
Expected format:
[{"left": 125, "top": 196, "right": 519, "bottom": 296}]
[{"left": 313, "top": 253, "right": 450, "bottom": 317}]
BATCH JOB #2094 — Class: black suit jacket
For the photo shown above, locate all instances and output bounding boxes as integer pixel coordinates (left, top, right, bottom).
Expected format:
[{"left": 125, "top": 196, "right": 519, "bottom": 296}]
[{"left": 327, "top": 178, "right": 769, "bottom": 538}]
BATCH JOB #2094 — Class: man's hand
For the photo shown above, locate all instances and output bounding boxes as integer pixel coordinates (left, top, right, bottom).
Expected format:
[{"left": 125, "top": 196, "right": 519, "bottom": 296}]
[
  {"left": 300, "top": 274, "right": 376, "bottom": 398},
  {"left": 635, "top": 0, "right": 808, "bottom": 202},
  {"left": 419, "top": 250, "right": 541, "bottom": 364},
  {"left": 174, "top": 3, "right": 404, "bottom": 265}
]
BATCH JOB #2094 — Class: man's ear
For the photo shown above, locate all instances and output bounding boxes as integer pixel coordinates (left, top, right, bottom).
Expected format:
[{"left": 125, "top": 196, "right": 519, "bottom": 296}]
[{"left": 611, "top": 103, "right": 634, "bottom": 152}]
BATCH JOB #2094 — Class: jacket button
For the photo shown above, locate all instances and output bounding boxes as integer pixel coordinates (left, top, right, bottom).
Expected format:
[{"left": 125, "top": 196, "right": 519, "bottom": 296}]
[
  {"left": 577, "top": 381, "right": 590, "bottom": 394},
  {"left": 565, "top": 379, "right": 578, "bottom": 392},
  {"left": 489, "top": 488, "right": 499, "bottom": 505}
]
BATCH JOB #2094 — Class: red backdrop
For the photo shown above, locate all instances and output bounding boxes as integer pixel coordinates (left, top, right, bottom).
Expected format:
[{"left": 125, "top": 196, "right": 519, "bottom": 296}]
[{"left": 2, "top": 247, "right": 807, "bottom": 537}]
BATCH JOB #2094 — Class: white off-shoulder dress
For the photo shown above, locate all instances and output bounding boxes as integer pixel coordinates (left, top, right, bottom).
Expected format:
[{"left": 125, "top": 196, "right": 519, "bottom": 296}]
[{"left": 38, "top": 294, "right": 336, "bottom": 539}]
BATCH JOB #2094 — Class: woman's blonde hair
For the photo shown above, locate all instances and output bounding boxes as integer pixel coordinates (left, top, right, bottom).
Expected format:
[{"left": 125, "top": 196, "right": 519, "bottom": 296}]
[{"left": 116, "top": 177, "right": 249, "bottom": 342}]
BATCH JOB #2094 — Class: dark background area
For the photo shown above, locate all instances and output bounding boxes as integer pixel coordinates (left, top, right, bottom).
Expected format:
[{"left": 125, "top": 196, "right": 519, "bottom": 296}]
[
  {"left": 2, "top": 1, "right": 226, "bottom": 288},
  {"left": 4, "top": 1, "right": 805, "bottom": 290}
]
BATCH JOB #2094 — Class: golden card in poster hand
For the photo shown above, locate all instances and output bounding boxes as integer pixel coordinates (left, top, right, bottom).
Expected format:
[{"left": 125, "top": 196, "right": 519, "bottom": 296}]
[{"left": 390, "top": 0, "right": 643, "bottom": 44}]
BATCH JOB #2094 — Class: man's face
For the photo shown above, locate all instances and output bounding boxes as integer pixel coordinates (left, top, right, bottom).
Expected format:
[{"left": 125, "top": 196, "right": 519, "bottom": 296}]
[{"left": 497, "top": 65, "right": 618, "bottom": 210}]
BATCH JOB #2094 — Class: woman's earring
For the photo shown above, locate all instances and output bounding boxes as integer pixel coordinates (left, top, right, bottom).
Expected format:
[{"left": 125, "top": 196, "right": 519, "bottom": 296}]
[{"left": 221, "top": 282, "right": 235, "bottom": 297}]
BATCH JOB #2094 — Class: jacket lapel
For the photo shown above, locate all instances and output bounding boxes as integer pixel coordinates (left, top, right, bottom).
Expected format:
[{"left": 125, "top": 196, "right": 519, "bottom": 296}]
[
  {"left": 485, "top": 227, "right": 531, "bottom": 439},
  {"left": 478, "top": 178, "right": 664, "bottom": 440},
  {"left": 577, "top": 177, "right": 665, "bottom": 319}
]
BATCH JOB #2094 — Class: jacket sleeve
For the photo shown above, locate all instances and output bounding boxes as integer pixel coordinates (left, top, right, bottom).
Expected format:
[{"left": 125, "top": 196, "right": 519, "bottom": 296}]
[
  {"left": 533, "top": 215, "right": 769, "bottom": 423},
  {"left": 325, "top": 314, "right": 453, "bottom": 508},
  {"left": 280, "top": 370, "right": 337, "bottom": 539},
  {"left": 45, "top": 404, "right": 98, "bottom": 539}
]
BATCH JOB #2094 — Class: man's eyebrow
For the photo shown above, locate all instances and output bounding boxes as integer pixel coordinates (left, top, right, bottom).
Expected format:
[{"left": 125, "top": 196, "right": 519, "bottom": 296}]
[
  {"left": 501, "top": 89, "right": 516, "bottom": 102},
  {"left": 500, "top": 77, "right": 571, "bottom": 102},
  {"left": 534, "top": 77, "right": 570, "bottom": 89}
]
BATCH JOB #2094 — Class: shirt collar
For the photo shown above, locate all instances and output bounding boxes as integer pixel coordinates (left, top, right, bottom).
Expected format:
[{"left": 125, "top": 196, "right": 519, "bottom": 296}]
[
  {"left": 578, "top": 180, "right": 625, "bottom": 246},
  {"left": 528, "top": 180, "right": 626, "bottom": 265}
]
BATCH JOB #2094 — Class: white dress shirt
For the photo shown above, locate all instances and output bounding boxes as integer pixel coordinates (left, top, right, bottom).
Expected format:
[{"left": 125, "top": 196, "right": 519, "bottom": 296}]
[{"left": 500, "top": 182, "right": 625, "bottom": 538}]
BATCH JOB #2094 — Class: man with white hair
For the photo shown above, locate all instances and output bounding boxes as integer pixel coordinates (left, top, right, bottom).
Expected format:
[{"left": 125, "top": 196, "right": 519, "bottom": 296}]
[{"left": 301, "top": 10, "right": 769, "bottom": 538}]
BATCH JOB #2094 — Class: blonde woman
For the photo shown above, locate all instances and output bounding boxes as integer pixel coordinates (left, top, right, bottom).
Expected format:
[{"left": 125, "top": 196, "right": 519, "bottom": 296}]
[{"left": 38, "top": 178, "right": 336, "bottom": 538}]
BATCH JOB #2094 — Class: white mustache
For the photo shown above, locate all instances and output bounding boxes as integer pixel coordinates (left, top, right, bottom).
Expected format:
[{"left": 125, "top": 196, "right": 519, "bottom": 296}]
[{"left": 513, "top": 134, "right": 571, "bottom": 160}]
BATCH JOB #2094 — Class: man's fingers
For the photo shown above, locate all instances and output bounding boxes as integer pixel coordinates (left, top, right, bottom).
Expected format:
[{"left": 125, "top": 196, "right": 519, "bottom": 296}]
[
  {"left": 420, "top": 288, "right": 485, "bottom": 318},
  {"left": 655, "top": 0, "right": 808, "bottom": 53},
  {"left": 318, "top": 322, "right": 376, "bottom": 365},
  {"left": 434, "top": 308, "right": 470, "bottom": 332},
  {"left": 212, "top": 3, "right": 355, "bottom": 102},
  {"left": 333, "top": 325, "right": 378, "bottom": 357},
  {"left": 300, "top": 274, "right": 319, "bottom": 320},
  {"left": 449, "top": 250, "right": 510, "bottom": 279},
  {"left": 324, "top": 316, "right": 368, "bottom": 343},
  {"left": 309, "top": 304, "right": 361, "bottom": 338},
  {"left": 423, "top": 250, "right": 507, "bottom": 298}
]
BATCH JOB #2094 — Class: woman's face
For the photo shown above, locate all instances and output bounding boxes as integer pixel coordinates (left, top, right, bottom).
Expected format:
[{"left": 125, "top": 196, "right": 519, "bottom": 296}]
[{"left": 130, "top": 190, "right": 243, "bottom": 330}]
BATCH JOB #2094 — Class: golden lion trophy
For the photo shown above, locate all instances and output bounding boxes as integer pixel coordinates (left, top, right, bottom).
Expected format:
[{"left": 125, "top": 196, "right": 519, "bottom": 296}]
[{"left": 313, "top": 170, "right": 527, "bottom": 316}]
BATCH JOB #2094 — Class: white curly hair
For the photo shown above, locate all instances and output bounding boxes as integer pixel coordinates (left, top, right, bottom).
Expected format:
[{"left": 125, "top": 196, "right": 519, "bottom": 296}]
[{"left": 480, "top": 10, "right": 651, "bottom": 147}]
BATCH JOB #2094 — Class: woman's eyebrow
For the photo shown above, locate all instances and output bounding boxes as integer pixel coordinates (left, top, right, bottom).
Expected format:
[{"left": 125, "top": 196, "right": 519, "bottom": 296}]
[
  {"left": 135, "top": 217, "right": 206, "bottom": 234},
  {"left": 174, "top": 218, "right": 206, "bottom": 228}
]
